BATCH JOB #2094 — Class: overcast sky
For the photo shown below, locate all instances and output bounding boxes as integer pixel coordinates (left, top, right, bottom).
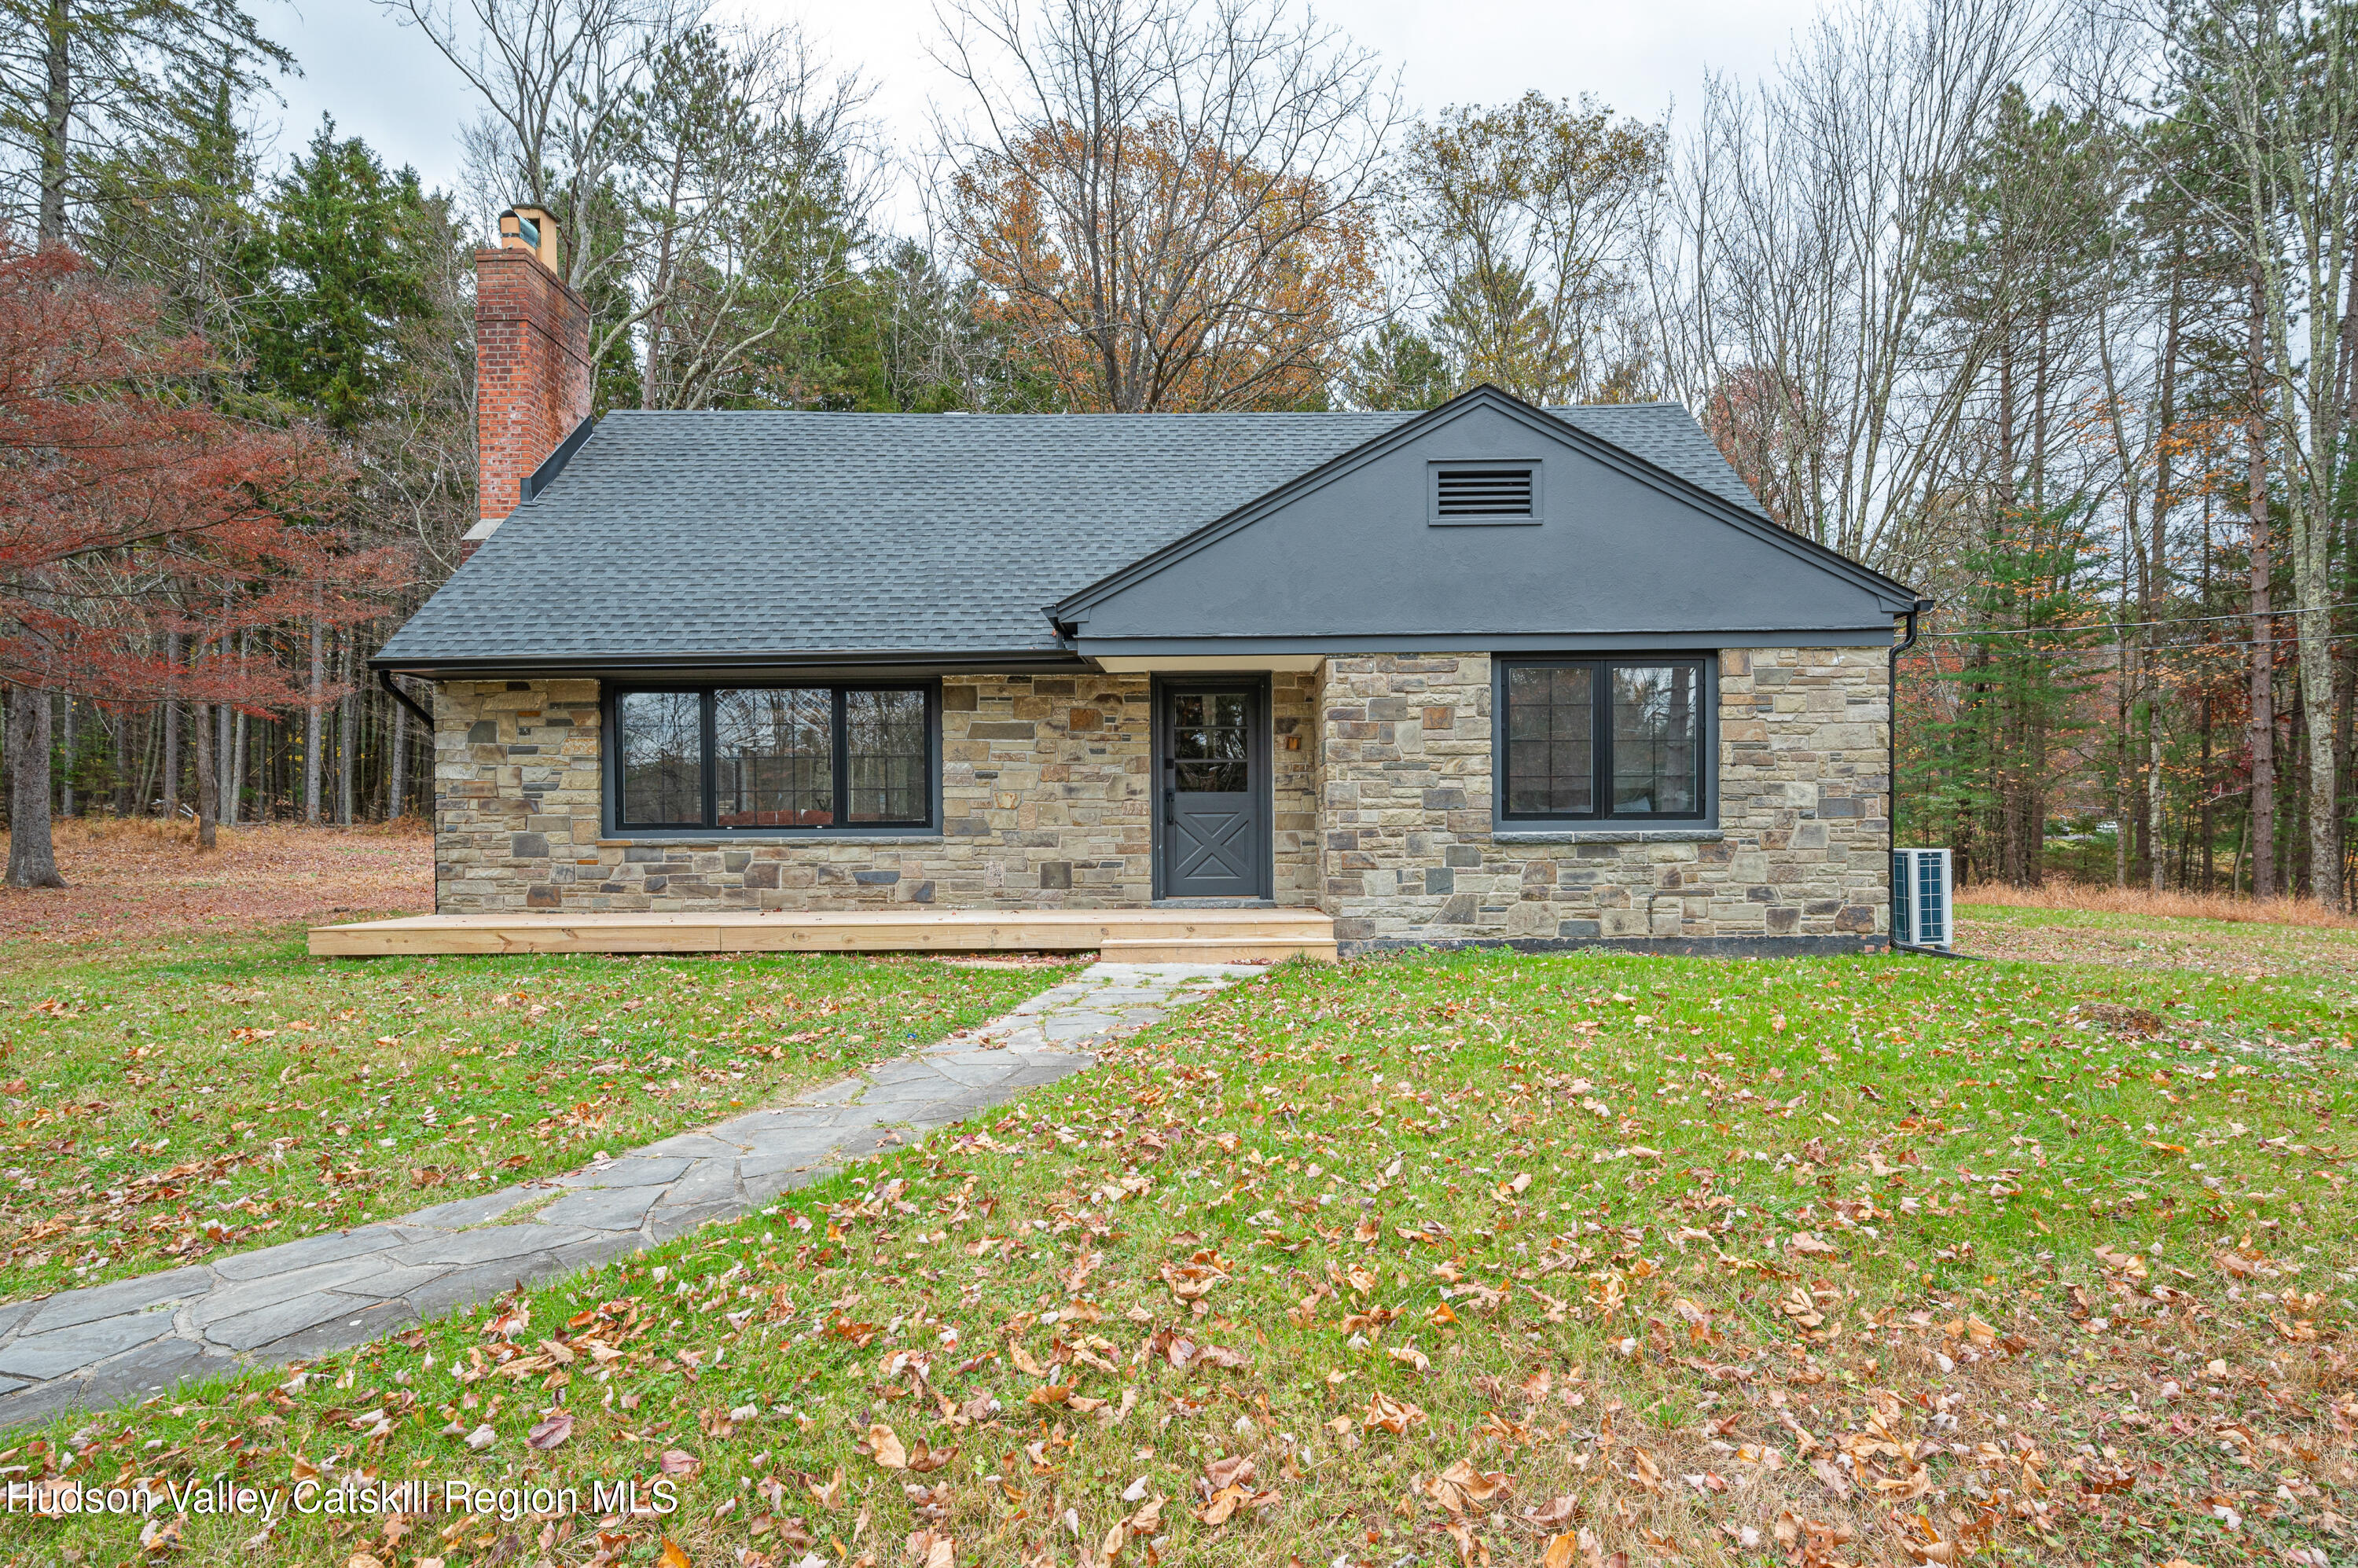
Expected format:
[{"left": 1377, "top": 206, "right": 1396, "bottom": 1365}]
[{"left": 266, "top": 0, "right": 1826, "bottom": 225}]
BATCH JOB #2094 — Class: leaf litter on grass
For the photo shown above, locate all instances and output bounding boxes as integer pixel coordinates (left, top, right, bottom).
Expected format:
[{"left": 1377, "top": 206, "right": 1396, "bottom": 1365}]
[
  {"left": 5, "top": 945, "right": 2355, "bottom": 1568},
  {"left": 0, "top": 935, "right": 1074, "bottom": 1302},
  {"left": 0, "top": 819, "right": 435, "bottom": 957}
]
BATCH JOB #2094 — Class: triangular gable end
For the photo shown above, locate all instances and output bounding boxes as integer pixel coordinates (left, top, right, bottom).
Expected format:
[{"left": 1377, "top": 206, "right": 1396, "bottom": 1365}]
[{"left": 1051, "top": 385, "right": 1918, "bottom": 655}]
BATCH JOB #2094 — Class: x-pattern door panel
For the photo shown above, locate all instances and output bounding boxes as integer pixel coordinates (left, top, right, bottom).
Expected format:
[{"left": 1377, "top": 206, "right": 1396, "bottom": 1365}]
[{"left": 1162, "top": 687, "right": 1264, "bottom": 898}]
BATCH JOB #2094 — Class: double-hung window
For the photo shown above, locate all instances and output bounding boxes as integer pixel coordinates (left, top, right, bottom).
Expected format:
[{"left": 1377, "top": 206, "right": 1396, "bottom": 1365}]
[
  {"left": 611, "top": 685, "right": 935, "bottom": 834},
  {"left": 1496, "top": 656, "right": 1711, "bottom": 824}
]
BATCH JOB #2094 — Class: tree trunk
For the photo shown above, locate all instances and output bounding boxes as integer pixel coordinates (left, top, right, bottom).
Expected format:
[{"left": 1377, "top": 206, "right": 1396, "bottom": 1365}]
[
  {"left": 133, "top": 703, "right": 156, "bottom": 815},
  {"left": 2288, "top": 685, "right": 2308, "bottom": 896},
  {"left": 2231, "top": 804, "right": 2248, "bottom": 897},
  {"left": 193, "top": 700, "right": 217, "bottom": 850},
  {"left": 337, "top": 637, "right": 354, "bottom": 828},
  {"left": 229, "top": 706, "right": 247, "bottom": 828},
  {"left": 16, "top": 0, "right": 126, "bottom": 868},
  {"left": 226, "top": 628, "right": 250, "bottom": 827},
  {"left": 39, "top": 0, "right": 69, "bottom": 244},
  {"left": 2148, "top": 264, "right": 2180, "bottom": 894},
  {"left": 215, "top": 700, "right": 231, "bottom": 826},
  {"left": 2122, "top": 665, "right": 2141, "bottom": 891},
  {"left": 304, "top": 615, "right": 323, "bottom": 824},
  {"left": 2337, "top": 635, "right": 2356, "bottom": 908},
  {"left": 160, "top": 630, "right": 181, "bottom": 820},
  {"left": 57, "top": 693, "right": 72, "bottom": 817},
  {"left": 6, "top": 685, "right": 64, "bottom": 887},
  {"left": 2246, "top": 276, "right": 2276, "bottom": 902},
  {"left": 386, "top": 682, "right": 409, "bottom": 822},
  {"left": 2200, "top": 695, "right": 2215, "bottom": 891},
  {"left": 2294, "top": 586, "right": 2341, "bottom": 908}
]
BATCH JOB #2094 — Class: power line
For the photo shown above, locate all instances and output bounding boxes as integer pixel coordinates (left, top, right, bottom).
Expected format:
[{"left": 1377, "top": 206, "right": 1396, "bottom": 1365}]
[
  {"left": 1918, "top": 600, "right": 2358, "bottom": 639},
  {"left": 1904, "top": 636, "right": 2328, "bottom": 659}
]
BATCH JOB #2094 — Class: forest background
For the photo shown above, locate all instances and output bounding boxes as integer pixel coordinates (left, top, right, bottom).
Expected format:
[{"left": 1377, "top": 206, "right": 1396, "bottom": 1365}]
[{"left": 2, "top": 0, "right": 2353, "bottom": 908}]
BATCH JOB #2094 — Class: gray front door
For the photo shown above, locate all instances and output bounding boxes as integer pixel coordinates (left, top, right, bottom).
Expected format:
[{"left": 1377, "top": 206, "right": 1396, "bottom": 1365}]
[{"left": 1159, "top": 684, "right": 1266, "bottom": 898}]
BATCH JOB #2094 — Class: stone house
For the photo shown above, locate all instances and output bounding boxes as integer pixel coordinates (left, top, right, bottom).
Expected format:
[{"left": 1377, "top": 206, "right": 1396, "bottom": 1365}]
[{"left": 372, "top": 211, "right": 1928, "bottom": 956}]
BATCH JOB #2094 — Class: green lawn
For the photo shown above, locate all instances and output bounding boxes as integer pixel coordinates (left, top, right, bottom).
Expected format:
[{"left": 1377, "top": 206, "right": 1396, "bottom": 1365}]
[
  {"left": 7, "top": 940, "right": 2356, "bottom": 1567},
  {"left": 0, "top": 934, "right": 1074, "bottom": 1302}
]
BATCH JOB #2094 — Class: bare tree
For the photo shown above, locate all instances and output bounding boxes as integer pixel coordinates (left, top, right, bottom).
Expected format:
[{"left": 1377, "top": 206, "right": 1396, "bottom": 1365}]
[
  {"left": 382, "top": 0, "right": 655, "bottom": 288},
  {"left": 385, "top": 0, "right": 876, "bottom": 411},
  {"left": 1640, "top": 0, "right": 2049, "bottom": 570},
  {"left": 1392, "top": 93, "right": 1666, "bottom": 405},
  {"left": 935, "top": 0, "right": 1398, "bottom": 411},
  {"left": 625, "top": 20, "right": 880, "bottom": 409}
]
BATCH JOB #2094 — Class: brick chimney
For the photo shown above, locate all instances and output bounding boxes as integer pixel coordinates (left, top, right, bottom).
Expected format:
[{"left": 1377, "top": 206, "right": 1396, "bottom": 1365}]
[{"left": 465, "top": 205, "right": 591, "bottom": 559}]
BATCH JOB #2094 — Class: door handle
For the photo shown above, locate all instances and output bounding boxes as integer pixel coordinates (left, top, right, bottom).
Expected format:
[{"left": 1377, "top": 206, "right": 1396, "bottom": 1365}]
[{"left": 1163, "top": 787, "right": 1175, "bottom": 827}]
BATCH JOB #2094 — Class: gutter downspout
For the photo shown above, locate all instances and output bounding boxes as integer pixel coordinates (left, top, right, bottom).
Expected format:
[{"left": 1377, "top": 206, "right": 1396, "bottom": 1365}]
[
  {"left": 380, "top": 668, "right": 435, "bottom": 732},
  {"left": 1888, "top": 597, "right": 1948, "bottom": 956}
]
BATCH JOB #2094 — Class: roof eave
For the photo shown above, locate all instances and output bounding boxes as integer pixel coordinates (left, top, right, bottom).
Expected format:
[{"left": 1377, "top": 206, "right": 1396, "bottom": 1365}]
[{"left": 369, "top": 645, "right": 1090, "bottom": 679}]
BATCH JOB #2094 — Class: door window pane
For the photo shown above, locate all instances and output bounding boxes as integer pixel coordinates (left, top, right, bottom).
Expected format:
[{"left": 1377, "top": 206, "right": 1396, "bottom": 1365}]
[
  {"left": 1173, "top": 691, "right": 1248, "bottom": 791},
  {"left": 846, "top": 689, "right": 927, "bottom": 824},
  {"left": 1503, "top": 663, "right": 1593, "bottom": 814},
  {"left": 619, "top": 692, "right": 703, "bottom": 824},
  {"left": 714, "top": 689, "right": 833, "bottom": 827},
  {"left": 1611, "top": 664, "right": 1701, "bottom": 814}
]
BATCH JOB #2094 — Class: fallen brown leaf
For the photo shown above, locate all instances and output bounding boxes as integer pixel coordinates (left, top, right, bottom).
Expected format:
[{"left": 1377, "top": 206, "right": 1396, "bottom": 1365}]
[{"left": 868, "top": 1422, "right": 909, "bottom": 1470}]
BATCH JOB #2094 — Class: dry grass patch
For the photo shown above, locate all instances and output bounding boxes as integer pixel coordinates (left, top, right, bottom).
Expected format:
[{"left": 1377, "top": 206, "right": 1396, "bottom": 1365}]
[
  {"left": 1961, "top": 881, "right": 2358, "bottom": 932},
  {"left": 1956, "top": 890, "right": 2358, "bottom": 985}
]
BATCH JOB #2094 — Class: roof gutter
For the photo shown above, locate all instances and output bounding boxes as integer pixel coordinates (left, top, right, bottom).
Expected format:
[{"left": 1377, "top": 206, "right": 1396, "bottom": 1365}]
[
  {"left": 379, "top": 667, "right": 435, "bottom": 730},
  {"left": 369, "top": 647, "right": 1094, "bottom": 678}
]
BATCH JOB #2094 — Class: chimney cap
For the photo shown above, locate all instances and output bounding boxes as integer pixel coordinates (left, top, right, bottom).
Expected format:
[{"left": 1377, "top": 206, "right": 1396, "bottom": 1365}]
[{"left": 498, "top": 206, "right": 561, "bottom": 274}]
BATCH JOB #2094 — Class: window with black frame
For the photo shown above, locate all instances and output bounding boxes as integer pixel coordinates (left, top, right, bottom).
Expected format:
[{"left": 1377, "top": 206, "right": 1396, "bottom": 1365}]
[
  {"left": 1498, "top": 657, "right": 1708, "bottom": 823},
  {"left": 612, "top": 686, "right": 933, "bottom": 832}
]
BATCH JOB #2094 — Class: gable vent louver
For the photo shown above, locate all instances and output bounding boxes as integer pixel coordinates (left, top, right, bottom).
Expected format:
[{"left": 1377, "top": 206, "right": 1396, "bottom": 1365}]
[{"left": 1434, "top": 466, "right": 1535, "bottom": 518}]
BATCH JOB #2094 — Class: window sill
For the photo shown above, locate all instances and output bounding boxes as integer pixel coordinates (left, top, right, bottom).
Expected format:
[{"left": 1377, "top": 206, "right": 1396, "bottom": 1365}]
[
  {"left": 596, "top": 833, "right": 944, "bottom": 847},
  {"left": 1495, "top": 827, "right": 1723, "bottom": 844}
]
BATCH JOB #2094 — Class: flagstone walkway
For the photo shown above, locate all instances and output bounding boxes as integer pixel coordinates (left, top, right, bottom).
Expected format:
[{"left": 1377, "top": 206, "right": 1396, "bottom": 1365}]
[{"left": 0, "top": 961, "right": 1258, "bottom": 1430}]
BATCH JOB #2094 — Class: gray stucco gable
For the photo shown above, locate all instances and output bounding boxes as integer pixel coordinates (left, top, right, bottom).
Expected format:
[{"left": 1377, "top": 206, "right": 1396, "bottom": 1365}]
[{"left": 1052, "top": 387, "right": 1919, "bottom": 655}]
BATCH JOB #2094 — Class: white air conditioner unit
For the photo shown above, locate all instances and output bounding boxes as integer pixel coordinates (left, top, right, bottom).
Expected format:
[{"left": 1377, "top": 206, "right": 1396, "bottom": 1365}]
[{"left": 1891, "top": 847, "right": 1952, "bottom": 949}]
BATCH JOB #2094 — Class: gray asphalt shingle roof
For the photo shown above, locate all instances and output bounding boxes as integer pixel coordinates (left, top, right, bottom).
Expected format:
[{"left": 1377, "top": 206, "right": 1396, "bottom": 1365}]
[{"left": 374, "top": 401, "right": 1766, "bottom": 667}]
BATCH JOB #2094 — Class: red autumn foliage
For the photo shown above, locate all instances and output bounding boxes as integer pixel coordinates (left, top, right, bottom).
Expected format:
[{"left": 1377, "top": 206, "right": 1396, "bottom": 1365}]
[{"left": 0, "top": 242, "right": 377, "bottom": 708}]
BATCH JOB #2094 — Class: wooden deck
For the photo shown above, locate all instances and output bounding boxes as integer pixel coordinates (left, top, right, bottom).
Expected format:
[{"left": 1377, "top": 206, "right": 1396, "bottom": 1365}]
[{"left": 307, "top": 907, "right": 1339, "bottom": 964}]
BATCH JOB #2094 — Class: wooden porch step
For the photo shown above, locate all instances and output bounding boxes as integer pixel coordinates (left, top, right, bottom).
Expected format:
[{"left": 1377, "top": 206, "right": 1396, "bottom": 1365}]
[
  {"left": 1098, "top": 937, "right": 1339, "bottom": 965},
  {"left": 308, "top": 908, "right": 1337, "bottom": 960}
]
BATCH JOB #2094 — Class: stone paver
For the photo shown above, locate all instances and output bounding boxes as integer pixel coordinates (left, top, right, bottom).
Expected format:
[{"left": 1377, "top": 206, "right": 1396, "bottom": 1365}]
[{"left": 0, "top": 961, "right": 1257, "bottom": 1430}]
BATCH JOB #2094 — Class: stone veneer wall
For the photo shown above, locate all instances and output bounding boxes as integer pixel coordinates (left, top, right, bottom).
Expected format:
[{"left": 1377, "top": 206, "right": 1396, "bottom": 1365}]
[
  {"left": 434, "top": 672, "right": 1322, "bottom": 913},
  {"left": 1317, "top": 648, "right": 1890, "bottom": 949}
]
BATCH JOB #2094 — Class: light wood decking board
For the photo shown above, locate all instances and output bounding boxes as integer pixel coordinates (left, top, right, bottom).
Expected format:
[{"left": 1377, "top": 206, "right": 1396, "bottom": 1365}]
[{"left": 308, "top": 908, "right": 1338, "bottom": 960}]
